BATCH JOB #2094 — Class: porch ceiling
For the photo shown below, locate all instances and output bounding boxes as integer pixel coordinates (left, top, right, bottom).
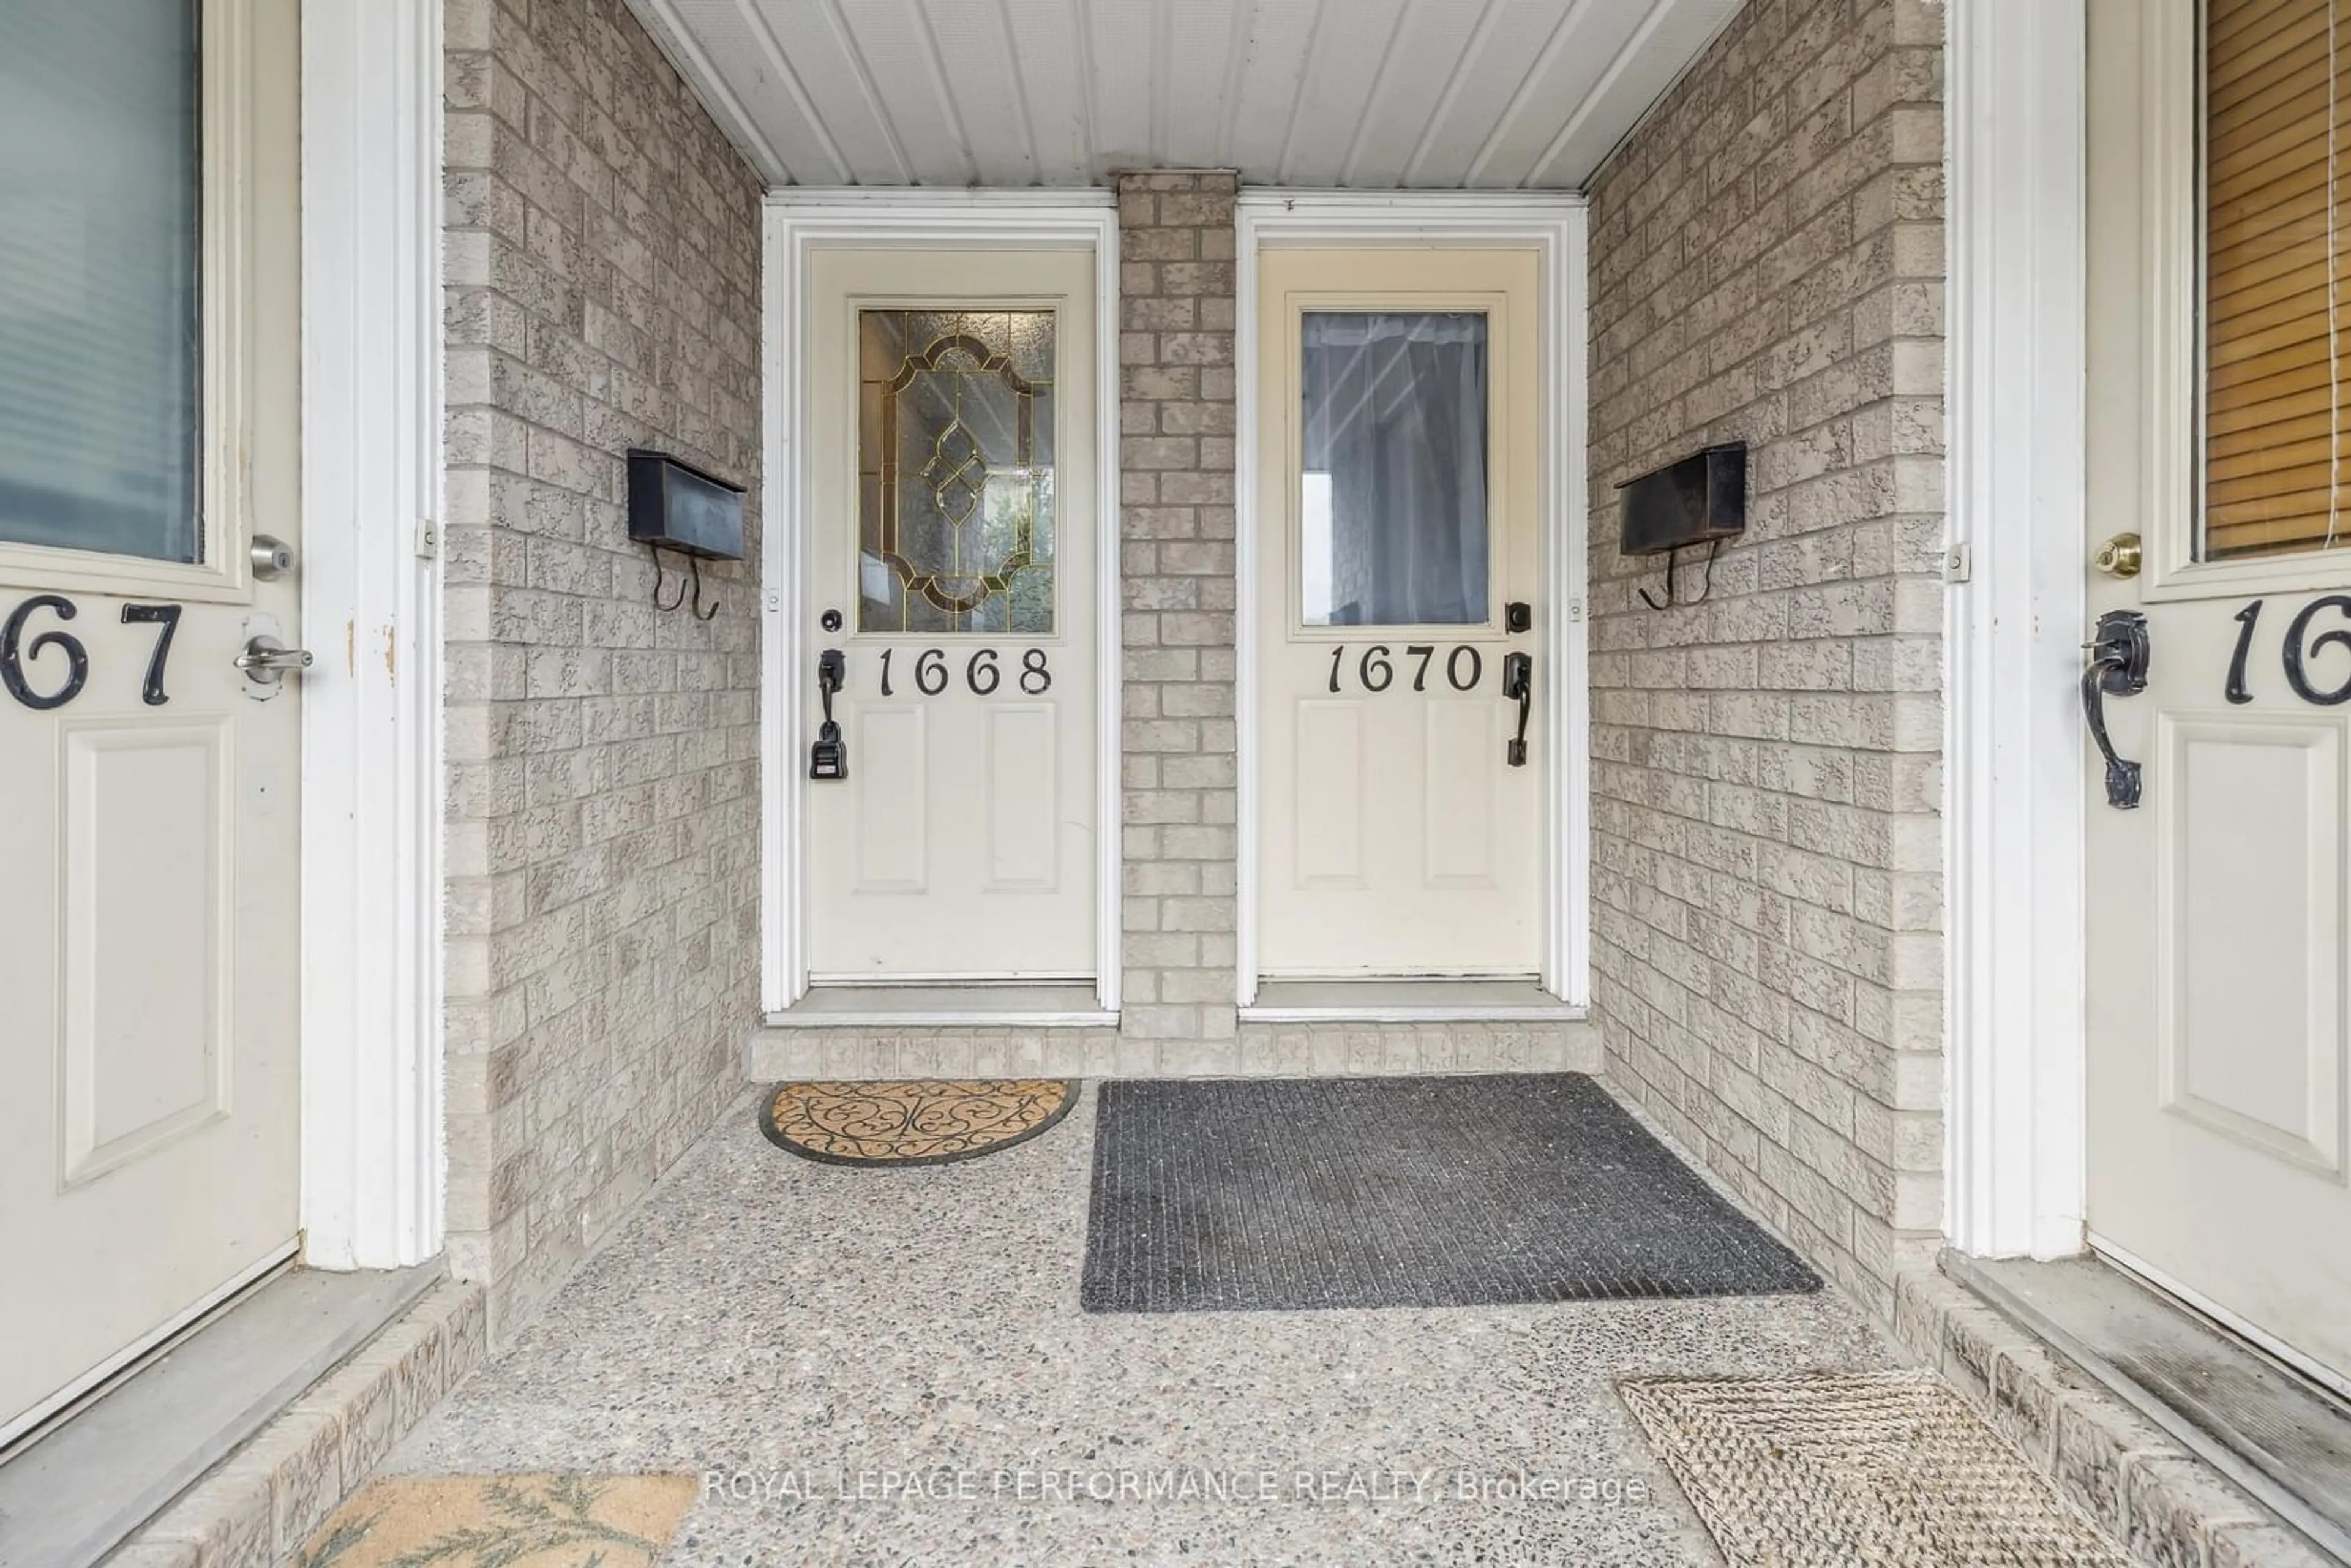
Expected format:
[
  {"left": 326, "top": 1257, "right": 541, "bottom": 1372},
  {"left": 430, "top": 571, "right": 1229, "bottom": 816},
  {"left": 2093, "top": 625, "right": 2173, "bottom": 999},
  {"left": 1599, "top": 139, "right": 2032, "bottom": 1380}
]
[{"left": 626, "top": 0, "right": 1742, "bottom": 190}]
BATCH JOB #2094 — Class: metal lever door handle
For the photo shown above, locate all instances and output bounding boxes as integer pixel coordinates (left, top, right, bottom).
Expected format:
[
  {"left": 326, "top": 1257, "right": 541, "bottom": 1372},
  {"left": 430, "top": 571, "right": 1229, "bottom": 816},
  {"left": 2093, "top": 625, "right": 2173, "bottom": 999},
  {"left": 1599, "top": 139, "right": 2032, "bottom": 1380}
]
[
  {"left": 1501, "top": 651, "right": 1532, "bottom": 768},
  {"left": 2080, "top": 609, "right": 2150, "bottom": 809},
  {"left": 234, "top": 634, "right": 313, "bottom": 687}
]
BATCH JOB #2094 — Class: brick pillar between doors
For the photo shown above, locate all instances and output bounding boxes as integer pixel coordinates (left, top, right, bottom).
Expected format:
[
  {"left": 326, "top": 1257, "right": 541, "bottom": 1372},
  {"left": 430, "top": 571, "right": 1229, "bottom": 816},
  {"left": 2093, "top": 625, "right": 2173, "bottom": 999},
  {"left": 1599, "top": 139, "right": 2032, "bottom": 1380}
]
[{"left": 1114, "top": 171, "right": 1240, "bottom": 1068}]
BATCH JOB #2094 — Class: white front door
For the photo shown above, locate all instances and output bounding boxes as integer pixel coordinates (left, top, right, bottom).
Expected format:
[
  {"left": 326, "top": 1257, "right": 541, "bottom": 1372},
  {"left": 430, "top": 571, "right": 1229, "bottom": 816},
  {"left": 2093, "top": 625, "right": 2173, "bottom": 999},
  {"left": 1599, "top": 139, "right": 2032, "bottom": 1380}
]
[
  {"left": 2084, "top": 0, "right": 2351, "bottom": 1391},
  {"left": 0, "top": 0, "right": 304, "bottom": 1439},
  {"left": 803, "top": 247, "right": 1099, "bottom": 981},
  {"left": 1254, "top": 247, "right": 1543, "bottom": 978}
]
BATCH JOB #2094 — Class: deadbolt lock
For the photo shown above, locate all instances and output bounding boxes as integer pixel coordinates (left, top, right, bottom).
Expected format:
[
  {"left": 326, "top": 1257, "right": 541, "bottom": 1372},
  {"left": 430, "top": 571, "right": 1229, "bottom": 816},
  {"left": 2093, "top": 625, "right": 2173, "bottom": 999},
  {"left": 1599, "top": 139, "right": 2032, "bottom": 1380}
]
[
  {"left": 250, "top": 534, "right": 294, "bottom": 581},
  {"left": 2091, "top": 531, "right": 2143, "bottom": 579}
]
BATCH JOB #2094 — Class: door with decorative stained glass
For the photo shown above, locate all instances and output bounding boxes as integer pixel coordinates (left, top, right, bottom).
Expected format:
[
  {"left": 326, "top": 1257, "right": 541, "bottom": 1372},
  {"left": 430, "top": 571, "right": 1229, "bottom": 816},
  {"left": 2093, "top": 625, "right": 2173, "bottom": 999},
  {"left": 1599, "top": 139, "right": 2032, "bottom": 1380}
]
[{"left": 803, "top": 248, "right": 1097, "bottom": 980}]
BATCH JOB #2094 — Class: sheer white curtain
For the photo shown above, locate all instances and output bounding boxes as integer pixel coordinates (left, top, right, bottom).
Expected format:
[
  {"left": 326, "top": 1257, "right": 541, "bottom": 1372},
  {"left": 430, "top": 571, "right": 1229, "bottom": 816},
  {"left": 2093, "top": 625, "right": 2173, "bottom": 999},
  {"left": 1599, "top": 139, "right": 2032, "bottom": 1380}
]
[
  {"left": 0, "top": 1, "right": 201, "bottom": 562},
  {"left": 1299, "top": 311, "right": 1489, "bottom": 626}
]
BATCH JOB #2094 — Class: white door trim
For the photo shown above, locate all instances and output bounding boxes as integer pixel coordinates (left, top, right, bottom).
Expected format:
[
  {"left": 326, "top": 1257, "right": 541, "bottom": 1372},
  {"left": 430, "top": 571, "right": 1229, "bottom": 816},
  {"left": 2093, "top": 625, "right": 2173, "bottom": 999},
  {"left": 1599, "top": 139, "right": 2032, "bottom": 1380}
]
[
  {"left": 297, "top": 0, "right": 446, "bottom": 1269},
  {"left": 760, "top": 190, "right": 1124, "bottom": 1016},
  {"left": 1234, "top": 189, "right": 1589, "bottom": 1008},
  {"left": 1943, "top": 0, "right": 2091, "bottom": 1260}
]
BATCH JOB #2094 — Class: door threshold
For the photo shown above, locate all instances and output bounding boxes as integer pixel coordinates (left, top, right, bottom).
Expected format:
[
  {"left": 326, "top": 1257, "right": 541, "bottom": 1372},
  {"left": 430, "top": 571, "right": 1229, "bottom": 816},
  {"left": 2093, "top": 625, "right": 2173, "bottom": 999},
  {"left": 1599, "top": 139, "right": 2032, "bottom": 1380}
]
[
  {"left": 1944, "top": 1250, "right": 2351, "bottom": 1562},
  {"left": 765, "top": 982, "right": 1116, "bottom": 1029},
  {"left": 1241, "top": 978, "right": 1584, "bottom": 1023},
  {"left": 0, "top": 1260, "right": 443, "bottom": 1568}
]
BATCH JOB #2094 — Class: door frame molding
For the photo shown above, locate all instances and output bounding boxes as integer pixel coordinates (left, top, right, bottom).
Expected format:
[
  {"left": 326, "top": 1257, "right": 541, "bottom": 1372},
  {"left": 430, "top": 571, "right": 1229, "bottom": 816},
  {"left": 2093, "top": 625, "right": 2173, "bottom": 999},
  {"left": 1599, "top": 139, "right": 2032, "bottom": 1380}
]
[
  {"left": 1943, "top": 0, "right": 2091, "bottom": 1259},
  {"left": 759, "top": 190, "right": 1124, "bottom": 1015},
  {"left": 1234, "top": 189, "right": 1590, "bottom": 1007},
  {"left": 297, "top": 0, "right": 446, "bottom": 1268}
]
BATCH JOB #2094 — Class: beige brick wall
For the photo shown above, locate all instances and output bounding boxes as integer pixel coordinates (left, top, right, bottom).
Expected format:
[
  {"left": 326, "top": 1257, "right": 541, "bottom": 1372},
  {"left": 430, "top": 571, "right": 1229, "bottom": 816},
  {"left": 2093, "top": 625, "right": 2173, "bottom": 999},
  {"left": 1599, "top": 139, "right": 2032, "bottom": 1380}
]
[
  {"left": 1582, "top": 0, "right": 1948, "bottom": 1312},
  {"left": 1116, "top": 171, "right": 1242, "bottom": 1066},
  {"left": 441, "top": 0, "right": 765, "bottom": 1334}
]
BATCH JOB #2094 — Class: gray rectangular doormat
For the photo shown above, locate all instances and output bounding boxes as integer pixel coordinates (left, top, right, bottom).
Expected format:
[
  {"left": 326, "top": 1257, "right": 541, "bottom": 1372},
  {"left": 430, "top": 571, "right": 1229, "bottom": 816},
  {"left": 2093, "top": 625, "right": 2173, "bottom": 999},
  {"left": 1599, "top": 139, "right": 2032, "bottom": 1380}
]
[{"left": 1080, "top": 1073, "right": 1820, "bottom": 1313}]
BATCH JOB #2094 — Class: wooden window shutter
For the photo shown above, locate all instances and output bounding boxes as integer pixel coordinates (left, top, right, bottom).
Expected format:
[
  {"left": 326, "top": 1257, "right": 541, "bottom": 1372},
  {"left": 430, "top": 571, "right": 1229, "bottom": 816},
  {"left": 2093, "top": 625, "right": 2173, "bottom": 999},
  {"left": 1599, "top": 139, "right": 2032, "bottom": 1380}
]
[{"left": 2205, "top": 0, "right": 2348, "bottom": 558}]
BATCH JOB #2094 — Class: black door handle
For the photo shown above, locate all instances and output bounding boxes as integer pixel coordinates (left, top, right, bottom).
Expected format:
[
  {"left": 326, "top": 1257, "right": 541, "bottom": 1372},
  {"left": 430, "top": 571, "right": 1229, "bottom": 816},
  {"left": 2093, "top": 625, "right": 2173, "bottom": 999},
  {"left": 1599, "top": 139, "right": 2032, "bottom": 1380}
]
[
  {"left": 2081, "top": 610, "right": 2150, "bottom": 808},
  {"left": 1502, "top": 651, "right": 1532, "bottom": 767},
  {"left": 810, "top": 648, "right": 847, "bottom": 780}
]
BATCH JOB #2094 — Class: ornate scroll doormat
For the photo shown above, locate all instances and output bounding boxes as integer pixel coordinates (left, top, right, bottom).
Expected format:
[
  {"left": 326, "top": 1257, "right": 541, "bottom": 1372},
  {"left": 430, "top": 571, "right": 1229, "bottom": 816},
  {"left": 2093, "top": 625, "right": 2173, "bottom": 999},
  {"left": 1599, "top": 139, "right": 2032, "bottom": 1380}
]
[
  {"left": 1080, "top": 1073, "right": 1820, "bottom": 1311},
  {"left": 1618, "top": 1372, "right": 2133, "bottom": 1566},
  {"left": 296, "top": 1474, "right": 697, "bottom": 1567},
  {"left": 759, "top": 1079, "right": 1077, "bottom": 1166}
]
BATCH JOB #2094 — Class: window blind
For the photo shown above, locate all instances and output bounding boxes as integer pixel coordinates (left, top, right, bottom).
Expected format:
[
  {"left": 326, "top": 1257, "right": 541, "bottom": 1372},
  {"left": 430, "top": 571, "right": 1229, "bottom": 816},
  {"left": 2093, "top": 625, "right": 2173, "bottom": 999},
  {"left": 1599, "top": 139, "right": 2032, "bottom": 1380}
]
[
  {"left": 0, "top": 2, "right": 201, "bottom": 564},
  {"left": 2205, "top": 0, "right": 2348, "bottom": 559}
]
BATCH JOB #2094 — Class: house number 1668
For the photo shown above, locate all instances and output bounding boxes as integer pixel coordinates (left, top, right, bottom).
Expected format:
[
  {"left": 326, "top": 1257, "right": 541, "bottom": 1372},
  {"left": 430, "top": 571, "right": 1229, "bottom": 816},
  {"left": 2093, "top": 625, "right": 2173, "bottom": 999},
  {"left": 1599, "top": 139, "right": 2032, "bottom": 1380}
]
[{"left": 876, "top": 647, "right": 1052, "bottom": 698}]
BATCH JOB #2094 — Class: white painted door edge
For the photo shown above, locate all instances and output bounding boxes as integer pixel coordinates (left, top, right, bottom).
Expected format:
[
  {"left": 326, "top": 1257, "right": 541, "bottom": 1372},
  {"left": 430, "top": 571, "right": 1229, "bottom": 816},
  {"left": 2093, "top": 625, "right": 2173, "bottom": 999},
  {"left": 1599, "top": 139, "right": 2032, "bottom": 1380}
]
[
  {"left": 1234, "top": 189, "right": 1591, "bottom": 1011},
  {"left": 1943, "top": 0, "right": 2091, "bottom": 1261},
  {"left": 760, "top": 192, "right": 1123, "bottom": 1017},
  {"left": 297, "top": 0, "right": 446, "bottom": 1270}
]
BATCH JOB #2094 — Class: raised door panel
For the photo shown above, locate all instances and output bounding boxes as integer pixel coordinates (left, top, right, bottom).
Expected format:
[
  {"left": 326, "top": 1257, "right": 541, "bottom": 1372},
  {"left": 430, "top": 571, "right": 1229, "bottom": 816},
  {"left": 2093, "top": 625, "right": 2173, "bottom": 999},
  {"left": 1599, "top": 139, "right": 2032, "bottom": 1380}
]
[
  {"left": 2156, "top": 713, "right": 2344, "bottom": 1174},
  {"left": 60, "top": 721, "right": 233, "bottom": 1184}
]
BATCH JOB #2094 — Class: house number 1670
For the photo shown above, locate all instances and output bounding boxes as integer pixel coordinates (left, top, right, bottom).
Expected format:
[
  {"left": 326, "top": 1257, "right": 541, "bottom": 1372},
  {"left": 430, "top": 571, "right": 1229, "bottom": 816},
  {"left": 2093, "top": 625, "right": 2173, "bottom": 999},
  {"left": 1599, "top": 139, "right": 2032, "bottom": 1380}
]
[{"left": 1326, "top": 643, "right": 1483, "bottom": 694}]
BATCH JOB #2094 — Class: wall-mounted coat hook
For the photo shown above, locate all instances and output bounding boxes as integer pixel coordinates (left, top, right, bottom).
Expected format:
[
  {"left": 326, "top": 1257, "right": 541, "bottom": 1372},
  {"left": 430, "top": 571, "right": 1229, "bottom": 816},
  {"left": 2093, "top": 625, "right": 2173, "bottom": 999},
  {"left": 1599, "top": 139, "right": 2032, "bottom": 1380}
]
[
  {"left": 1637, "top": 537, "right": 1722, "bottom": 612},
  {"left": 649, "top": 544, "right": 721, "bottom": 620}
]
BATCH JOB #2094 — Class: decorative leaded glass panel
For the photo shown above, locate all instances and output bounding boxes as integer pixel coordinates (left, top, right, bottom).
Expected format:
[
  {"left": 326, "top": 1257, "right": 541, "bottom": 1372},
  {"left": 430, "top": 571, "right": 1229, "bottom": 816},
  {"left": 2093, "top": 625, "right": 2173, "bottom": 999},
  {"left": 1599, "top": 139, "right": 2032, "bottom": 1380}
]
[{"left": 858, "top": 309, "right": 1056, "bottom": 634}]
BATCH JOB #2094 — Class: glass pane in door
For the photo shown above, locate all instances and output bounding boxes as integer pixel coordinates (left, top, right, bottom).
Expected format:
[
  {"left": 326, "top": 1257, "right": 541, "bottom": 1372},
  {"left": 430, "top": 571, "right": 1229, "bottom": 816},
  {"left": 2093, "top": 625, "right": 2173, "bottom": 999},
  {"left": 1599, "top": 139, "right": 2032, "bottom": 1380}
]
[
  {"left": 2201, "top": 0, "right": 2348, "bottom": 561},
  {"left": 1298, "top": 310, "right": 1490, "bottom": 626},
  {"left": 0, "top": 3, "right": 202, "bottom": 563},
  {"left": 858, "top": 309, "right": 1056, "bottom": 635}
]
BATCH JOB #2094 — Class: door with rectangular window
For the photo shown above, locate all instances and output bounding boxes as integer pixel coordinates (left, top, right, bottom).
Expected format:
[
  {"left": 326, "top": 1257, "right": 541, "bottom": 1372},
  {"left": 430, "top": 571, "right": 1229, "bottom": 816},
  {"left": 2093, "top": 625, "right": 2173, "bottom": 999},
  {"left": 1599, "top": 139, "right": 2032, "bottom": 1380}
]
[
  {"left": 2084, "top": 0, "right": 2351, "bottom": 1392},
  {"left": 0, "top": 0, "right": 305, "bottom": 1441},
  {"left": 1255, "top": 248, "right": 1543, "bottom": 977},
  {"left": 802, "top": 248, "right": 1098, "bottom": 980}
]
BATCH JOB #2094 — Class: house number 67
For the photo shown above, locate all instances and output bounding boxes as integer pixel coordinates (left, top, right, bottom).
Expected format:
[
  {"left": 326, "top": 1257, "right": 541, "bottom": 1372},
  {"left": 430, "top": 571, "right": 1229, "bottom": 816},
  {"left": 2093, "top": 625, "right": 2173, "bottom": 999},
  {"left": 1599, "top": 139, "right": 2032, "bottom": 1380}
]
[{"left": 1, "top": 594, "right": 184, "bottom": 710}]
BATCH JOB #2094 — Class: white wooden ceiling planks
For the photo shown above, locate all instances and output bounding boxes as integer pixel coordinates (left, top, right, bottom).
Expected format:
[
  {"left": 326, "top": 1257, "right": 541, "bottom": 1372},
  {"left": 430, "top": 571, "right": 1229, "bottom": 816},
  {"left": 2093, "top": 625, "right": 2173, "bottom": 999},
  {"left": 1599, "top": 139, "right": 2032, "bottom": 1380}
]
[{"left": 629, "top": 0, "right": 1744, "bottom": 189}]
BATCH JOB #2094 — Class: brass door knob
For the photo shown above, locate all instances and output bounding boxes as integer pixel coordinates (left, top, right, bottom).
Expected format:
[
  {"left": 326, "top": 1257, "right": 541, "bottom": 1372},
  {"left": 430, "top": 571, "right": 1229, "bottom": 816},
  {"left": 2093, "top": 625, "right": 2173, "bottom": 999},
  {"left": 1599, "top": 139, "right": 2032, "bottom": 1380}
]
[{"left": 2091, "top": 531, "right": 2143, "bottom": 579}]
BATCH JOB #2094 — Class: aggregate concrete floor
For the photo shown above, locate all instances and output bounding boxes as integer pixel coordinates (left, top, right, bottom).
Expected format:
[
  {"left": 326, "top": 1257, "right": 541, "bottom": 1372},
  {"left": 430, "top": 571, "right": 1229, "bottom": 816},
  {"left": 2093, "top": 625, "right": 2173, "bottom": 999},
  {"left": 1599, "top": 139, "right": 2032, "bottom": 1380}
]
[{"left": 389, "top": 1081, "right": 1909, "bottom": 1566}]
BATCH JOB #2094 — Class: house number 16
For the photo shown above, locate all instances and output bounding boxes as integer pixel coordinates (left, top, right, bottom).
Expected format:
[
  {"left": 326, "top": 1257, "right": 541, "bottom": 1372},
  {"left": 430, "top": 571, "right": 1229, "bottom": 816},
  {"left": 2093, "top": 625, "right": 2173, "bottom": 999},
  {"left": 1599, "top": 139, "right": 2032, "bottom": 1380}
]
[{"left": 2224, "top": 596, "right": 2351, "bottom": 707}]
